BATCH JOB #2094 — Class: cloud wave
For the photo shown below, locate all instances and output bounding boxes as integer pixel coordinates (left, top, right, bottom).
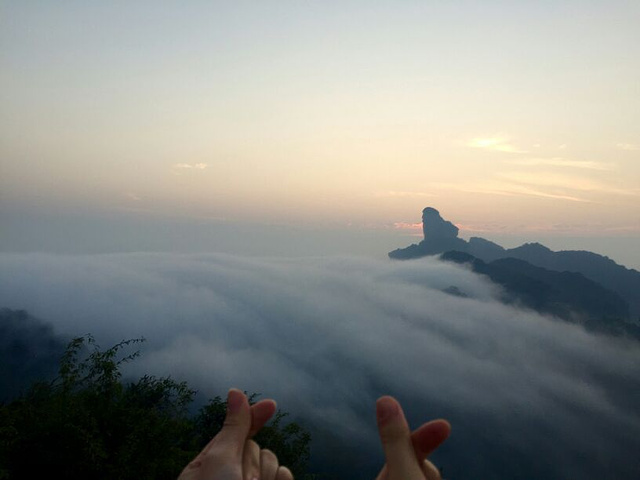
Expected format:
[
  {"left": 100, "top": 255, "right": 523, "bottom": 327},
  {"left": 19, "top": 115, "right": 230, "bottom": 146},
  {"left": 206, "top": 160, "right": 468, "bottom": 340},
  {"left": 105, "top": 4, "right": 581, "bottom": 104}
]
[{"left": 0, "top": 253, "right": 638, "bottom": 479}]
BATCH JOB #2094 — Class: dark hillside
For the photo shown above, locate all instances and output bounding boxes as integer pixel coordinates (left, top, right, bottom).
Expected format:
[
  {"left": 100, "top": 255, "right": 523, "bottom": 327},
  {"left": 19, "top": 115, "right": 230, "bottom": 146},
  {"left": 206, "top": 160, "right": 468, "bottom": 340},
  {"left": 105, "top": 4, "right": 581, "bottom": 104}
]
[{"left": 440, "top": 252, "right": 637, "bottom": 338}]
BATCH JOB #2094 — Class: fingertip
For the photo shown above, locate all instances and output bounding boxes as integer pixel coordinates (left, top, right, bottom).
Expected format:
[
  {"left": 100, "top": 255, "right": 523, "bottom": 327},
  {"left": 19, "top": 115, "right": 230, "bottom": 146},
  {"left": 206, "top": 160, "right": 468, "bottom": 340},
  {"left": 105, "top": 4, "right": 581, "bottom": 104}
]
[
  {"left": 376, "top": 395, "right": 411, "bottom": 446},
  {"left": 422, "top": 459, "right": 442, "bottom": 480},
  {"left": 411, "top": 419, "right": 452, "bottom": 458},
  {"left": 260, "top": 448, "right": 278, "bottom": 468},
  {"left": 227, "top": 388, "right": 247, "bottom": 414},
  {"left": 376, "top": 396, "right": 401, "bottom": 426},
  {"left": 251, "top": 399, "right": 277, "bottom": 421},
  {"left": 261, "top": 398, "right": 277, "bottom": 411},
  {"left": 215, "top": 388, "right": 252, "bottom": 454},
  {"left": 377, "top": 395, "right": 397, "bottom": 405},
  {"left": 375, "top": 396, "right": 421, "bottom": 477},
  {"left": 434, "top": 418, "right": 451, "bottom": 438},
  {"left": 276, "top": 465, "right": 294, "bottom": 480}
]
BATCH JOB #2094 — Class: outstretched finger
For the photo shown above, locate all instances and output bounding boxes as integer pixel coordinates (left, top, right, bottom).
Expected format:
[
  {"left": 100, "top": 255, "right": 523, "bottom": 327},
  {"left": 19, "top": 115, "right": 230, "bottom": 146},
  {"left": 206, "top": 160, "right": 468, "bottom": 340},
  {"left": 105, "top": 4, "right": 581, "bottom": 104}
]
[
  {"left": 375, "top": 415, "right": 450, "bottom": 480},
  {"left": 249, "top": 399, "right": 277, "bottom": 438},
  {"left": 214, "top": 388, "right": 252, "bottom": 458},
  {"left": 411, "top": 419, "right": 451, "bottom": 460},
  {"left": 376, "top": 396, "right": 423, "bottom": 479}
]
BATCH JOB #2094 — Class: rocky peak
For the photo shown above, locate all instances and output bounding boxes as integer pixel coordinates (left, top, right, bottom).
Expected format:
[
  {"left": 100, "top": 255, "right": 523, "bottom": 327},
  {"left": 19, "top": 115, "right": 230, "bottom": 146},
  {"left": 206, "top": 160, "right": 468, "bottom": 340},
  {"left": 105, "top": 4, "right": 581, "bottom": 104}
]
[{"left": 422, "top": 207, "right": 459, "bottom": 241}]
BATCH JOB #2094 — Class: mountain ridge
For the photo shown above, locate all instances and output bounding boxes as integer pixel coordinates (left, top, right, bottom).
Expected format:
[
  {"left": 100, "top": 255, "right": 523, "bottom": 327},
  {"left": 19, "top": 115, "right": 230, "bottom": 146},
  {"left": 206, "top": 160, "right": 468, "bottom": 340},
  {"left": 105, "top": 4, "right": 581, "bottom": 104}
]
[{"left": 390, "top": 207, "right": 640, "bottom": 326}]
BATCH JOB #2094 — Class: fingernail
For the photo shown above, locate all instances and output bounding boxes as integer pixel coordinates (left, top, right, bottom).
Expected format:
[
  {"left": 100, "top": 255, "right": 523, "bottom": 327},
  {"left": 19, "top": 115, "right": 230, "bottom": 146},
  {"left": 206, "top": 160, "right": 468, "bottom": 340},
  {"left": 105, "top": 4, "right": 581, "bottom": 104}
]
[
  {"left": 227, "top": 388, "right": 244, "bottom": 414},
  {"left": 376, "top": 397, "right": 399, "bottom": 424}
]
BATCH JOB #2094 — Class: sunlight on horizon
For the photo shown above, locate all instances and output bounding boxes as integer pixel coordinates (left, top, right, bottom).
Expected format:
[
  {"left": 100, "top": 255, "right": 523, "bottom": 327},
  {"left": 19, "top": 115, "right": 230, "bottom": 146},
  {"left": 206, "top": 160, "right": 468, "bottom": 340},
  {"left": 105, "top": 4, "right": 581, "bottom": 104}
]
[{"left": 1, "top": 0, "right": 638, "bottom": 239}]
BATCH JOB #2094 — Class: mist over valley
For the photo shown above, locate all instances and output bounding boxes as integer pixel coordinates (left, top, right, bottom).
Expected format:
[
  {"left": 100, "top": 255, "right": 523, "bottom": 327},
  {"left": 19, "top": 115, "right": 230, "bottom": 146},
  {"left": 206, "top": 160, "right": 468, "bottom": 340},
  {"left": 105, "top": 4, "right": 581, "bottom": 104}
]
[{"left": 2, "top": 237, "right": 639, "bottom": 479}]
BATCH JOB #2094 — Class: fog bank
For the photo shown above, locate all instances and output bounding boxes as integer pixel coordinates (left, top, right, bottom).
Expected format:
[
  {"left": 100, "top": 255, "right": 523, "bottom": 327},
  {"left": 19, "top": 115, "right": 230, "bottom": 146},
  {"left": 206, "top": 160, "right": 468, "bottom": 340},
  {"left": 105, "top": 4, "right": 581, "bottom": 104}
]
[{"left": 1, "top": 253, "right": 638, "bottom": 479}]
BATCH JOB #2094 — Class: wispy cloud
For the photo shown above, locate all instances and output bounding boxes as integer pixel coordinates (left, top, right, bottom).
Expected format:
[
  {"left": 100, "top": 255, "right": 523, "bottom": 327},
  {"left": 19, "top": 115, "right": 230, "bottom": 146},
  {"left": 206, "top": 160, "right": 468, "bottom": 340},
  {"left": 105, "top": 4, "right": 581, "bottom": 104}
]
[
  {"left": 125, "top": 192, "right": 142, "bottom": 201},
  {"left": 504, "top": 157, "right": 613, "bottom": 171},
  {"left": 173, "top": 163, "right": 208, "bottom": 169},
  {"left": 434, "top": 181, "right": 590, "bottom": 202},
  {"left": 375, "top": 191, "right": 436, "bottom": 198},
  {"left": 600, "top": 224, "right": 640, "bottom": 234},
  {"left": 616, "top": 143, "right": 640, "bottom": 151},
  {"left": 433, "top": 167, "right": 639, "bottom": 204},
  {"left": 468, "top": 136, "right": 528, "bottom": 154},
  {"left": 498, "top": 172, "right": 640, "bottom": 197},
  {"left": 455, "top": 223, "right": 501, "bottom": 234},
  {"left": 392, "top": 222, "right": 422, "bottom": 232}
]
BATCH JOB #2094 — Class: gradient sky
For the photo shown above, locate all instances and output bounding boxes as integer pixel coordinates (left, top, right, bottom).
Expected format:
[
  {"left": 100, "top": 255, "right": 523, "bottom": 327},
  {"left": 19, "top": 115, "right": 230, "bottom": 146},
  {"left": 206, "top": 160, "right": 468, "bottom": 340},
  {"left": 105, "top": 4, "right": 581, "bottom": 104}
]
[{"left": 1, "top": 1, "right": 639, "bottom": 246}]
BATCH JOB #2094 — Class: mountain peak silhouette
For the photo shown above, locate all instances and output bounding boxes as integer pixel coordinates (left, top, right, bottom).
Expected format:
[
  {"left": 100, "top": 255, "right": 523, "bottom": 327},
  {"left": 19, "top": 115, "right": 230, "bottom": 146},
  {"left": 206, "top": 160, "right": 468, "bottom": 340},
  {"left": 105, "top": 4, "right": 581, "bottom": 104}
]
[
  {"left": 421, "top": 207, "right": 459, "bottom": 241},
  {"left": 389, "top": 207, "right": 640, "bottom": 323}
]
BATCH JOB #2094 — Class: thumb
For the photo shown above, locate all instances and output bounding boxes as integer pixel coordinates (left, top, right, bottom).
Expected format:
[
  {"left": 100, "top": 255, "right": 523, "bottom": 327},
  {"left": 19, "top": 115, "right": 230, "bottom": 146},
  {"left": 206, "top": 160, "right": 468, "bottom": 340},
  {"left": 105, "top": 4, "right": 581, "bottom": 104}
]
[
  {"left": 215, "top": 388, "right": 252, "bottom": 458},
  {"left": 376, "top": 396, "right": 423, "bottom": 479}
]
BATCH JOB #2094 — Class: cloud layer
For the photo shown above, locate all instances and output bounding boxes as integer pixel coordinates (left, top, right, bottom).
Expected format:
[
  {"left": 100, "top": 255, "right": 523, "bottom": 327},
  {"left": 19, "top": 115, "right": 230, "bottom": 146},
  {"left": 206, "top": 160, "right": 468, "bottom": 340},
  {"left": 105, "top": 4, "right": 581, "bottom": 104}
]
[{"left": 1, "top": 253, "right": 638, "bottom": 479}]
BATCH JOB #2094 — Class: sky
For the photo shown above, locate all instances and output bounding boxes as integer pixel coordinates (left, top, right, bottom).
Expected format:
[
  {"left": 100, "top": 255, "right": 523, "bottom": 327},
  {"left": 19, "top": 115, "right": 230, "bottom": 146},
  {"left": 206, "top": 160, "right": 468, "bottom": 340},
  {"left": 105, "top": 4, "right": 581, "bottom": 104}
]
[
  {"left": 1, "top": 252, "right": 639, "bottom": 479},
  {"left": 1, "top": 1, "right": 639, "bottom": 265},
  {"left": 2, "top": 5, "right": 640, "bottom": 478}
]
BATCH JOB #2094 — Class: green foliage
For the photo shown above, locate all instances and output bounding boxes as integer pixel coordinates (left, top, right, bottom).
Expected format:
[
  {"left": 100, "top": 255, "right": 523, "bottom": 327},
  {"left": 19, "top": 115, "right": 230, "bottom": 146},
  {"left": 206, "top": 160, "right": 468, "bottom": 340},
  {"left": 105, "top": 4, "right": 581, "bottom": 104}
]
[
  {"left": 0, "top": 336, "right": 311, "bottom": 480},
  {"left": 256, "top": 410, "right": 311, "bottom": 478}
]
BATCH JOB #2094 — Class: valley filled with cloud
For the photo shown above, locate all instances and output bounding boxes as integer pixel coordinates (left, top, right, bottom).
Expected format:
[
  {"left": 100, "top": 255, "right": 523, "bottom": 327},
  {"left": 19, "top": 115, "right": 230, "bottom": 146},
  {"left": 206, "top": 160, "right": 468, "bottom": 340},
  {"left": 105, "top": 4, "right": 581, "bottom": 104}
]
[{"left": 1, "top": 252, "right": 638, "bottom": 479}]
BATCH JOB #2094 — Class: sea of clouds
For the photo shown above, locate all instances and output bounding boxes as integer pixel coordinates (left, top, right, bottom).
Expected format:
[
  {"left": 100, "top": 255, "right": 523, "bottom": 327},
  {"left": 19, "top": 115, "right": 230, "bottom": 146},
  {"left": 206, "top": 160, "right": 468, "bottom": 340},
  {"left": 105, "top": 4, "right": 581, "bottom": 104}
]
[{"left": 1, "top": 252, "right": 638, "bottom": 479}]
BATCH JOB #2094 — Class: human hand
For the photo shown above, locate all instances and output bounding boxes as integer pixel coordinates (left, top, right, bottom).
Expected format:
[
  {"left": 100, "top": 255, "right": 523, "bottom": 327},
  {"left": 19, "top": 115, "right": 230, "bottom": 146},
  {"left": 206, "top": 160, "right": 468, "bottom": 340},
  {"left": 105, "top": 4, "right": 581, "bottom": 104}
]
[
  {"left": 375, "top": 396, "right": 451, "bottom": 480},
  {"left": 178, "top": 388, "right": 294, "bottom": 480}
]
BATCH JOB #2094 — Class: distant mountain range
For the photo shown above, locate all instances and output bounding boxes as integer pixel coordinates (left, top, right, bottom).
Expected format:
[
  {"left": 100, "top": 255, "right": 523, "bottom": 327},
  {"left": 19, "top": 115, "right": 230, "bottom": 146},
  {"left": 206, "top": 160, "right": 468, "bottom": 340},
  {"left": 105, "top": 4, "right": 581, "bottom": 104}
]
[{"left": 389, "top": 208, "right": 640, "bottom": 338}]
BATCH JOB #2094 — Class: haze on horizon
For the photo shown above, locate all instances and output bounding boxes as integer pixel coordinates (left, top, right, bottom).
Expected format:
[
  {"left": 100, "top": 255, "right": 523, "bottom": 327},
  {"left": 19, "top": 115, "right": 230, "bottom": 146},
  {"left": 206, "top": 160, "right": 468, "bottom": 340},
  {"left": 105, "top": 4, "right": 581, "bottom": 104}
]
[{"left": 1, "top": 1, "right": 639, "bottom": 266}]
